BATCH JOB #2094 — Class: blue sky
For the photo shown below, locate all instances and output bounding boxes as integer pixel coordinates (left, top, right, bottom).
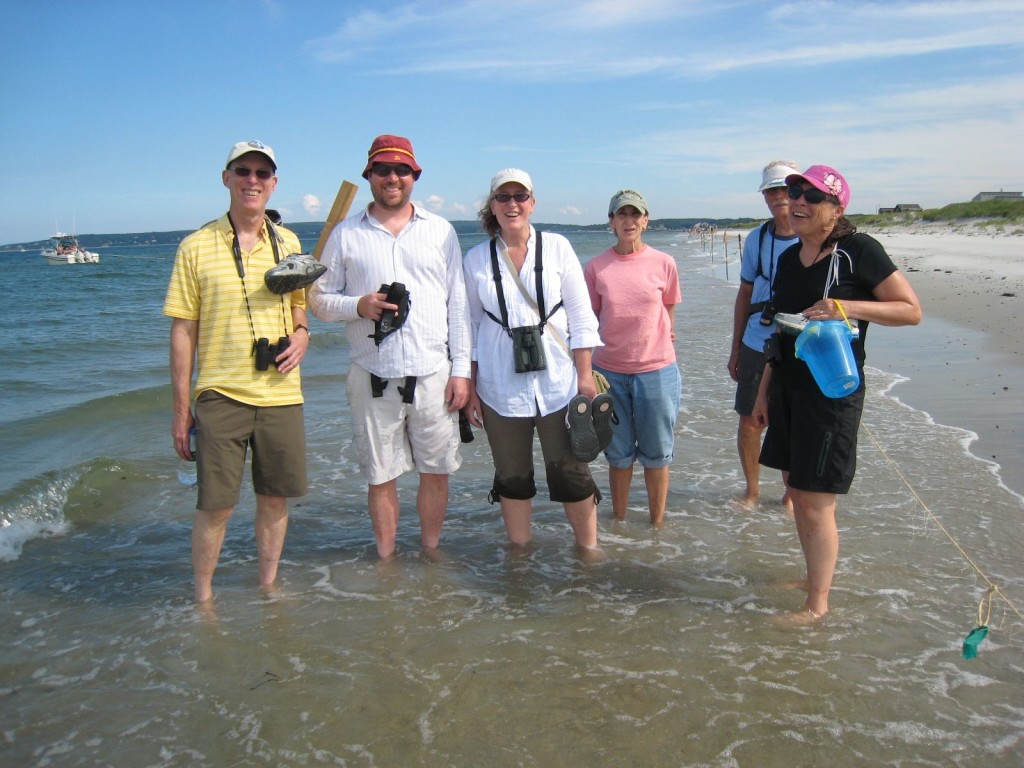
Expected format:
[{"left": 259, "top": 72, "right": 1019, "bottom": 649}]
[{"left": 2, "top": 0, "right": 1023, "bottom": 245}]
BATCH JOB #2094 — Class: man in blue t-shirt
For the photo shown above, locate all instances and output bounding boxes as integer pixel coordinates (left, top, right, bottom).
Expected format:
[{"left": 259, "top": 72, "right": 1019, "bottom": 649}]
[{"left": 728, "top": 160, "right": 801, "bottom": 510}]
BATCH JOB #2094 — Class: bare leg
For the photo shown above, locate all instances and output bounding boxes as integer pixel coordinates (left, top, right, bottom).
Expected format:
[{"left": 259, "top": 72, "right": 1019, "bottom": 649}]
[
  {"left": 789, "top": 488, "right": 839, "bottom": 618},
  {"left": 417, "top": 472, "right": 449, "bottom": 550},
  {"left": 192, "top": 507, "right": 233, "bottom": 604},
  {"left": 643, "top": 466, "right": 670, "bottom": 526},
  {"left": 255, "top": 494, "right": 289, "bottom": 592},
  {"left": 501, "top": 497, "right": 533, "bottom": 546},
  {"left": 368, "top": 480, "right": 401, "bottom": 559},
  {"left": 737, "top": 414, "right": 764, "bottom": 509},
  {"left": 609, "top": 465, "right": 633, "bottom": 521},
  {"left": 564, "top": 495, "right": 599, "bottom": 550},
  {"left": 782, "top": 471, "right": 794, "bottom": 515}
]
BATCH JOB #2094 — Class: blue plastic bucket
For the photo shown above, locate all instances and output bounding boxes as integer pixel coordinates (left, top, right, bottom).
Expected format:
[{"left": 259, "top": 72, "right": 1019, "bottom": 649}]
[{"left": 794, "top": 321, "right": 860, "bottom": 398}]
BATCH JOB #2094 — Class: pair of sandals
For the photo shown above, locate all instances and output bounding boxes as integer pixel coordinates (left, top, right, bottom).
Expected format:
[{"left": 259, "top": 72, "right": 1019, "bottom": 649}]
[{"left": 567, "top": 393, "right": 616, "bottom": 463}]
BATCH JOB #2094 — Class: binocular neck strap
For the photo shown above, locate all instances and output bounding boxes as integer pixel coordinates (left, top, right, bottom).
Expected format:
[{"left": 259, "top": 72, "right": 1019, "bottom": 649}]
[{"left": 226, "top": 212, "right": 289, "bottom": 353}]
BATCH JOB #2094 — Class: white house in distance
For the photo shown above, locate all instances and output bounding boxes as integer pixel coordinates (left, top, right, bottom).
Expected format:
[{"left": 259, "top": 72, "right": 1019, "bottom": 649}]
[{"left": 972, "top": 190, "right": 1023, "bottom": 201}]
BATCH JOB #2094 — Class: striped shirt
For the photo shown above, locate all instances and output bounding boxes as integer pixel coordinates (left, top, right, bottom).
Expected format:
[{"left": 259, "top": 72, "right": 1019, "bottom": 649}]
[
  {"left": 163, "top": 215, "right": 305, "bottom": 406},
  {"left": 309, "top": 205, "right": 471, "bottom": 379}
]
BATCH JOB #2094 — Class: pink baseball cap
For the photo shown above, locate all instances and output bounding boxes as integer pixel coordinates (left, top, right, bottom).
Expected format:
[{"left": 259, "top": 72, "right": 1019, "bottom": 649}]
[{"left": 785, "top": 165, "right": 851, "bottom": 208}]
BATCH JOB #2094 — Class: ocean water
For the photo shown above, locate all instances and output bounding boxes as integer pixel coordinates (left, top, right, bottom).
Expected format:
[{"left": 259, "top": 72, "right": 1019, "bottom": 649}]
[{"left": 1, "top": 230, "right": 1022, "bottom": 767}]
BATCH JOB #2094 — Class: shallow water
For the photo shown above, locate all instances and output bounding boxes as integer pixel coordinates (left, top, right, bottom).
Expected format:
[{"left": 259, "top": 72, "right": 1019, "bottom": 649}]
[{"left": 2, "top": 231, "right": 1022, "bottom": 767}]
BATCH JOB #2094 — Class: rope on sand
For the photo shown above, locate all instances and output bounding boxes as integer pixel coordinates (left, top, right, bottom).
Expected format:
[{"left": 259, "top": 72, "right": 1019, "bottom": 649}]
[{"left": 862, "top": 424, "right": 1023, "bottom": 655}]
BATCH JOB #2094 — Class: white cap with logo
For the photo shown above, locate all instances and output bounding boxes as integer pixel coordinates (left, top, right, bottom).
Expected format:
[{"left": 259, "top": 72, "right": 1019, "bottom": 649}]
[{"left": 226, "top": 140, "right": 277, "bottom": 171}]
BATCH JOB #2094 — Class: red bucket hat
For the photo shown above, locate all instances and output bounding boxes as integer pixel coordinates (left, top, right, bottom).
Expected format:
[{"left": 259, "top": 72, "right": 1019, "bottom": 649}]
[{"left": 362, "top": 134, "right": 422, "bottom": 180}]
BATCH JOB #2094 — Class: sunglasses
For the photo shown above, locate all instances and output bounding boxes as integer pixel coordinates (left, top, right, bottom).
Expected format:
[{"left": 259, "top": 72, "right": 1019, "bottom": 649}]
[
  {"left": 787, "top": 184, "right": 838, "bottom": 205},
  {"left": 493, "top": 192, "right": 531, "bottom": 203},
  {"left": 371, "top": 164, "right": 414, "bottom": 178},
  {"left": 232, "top": 166, "right": 274, "bottom": 180}
]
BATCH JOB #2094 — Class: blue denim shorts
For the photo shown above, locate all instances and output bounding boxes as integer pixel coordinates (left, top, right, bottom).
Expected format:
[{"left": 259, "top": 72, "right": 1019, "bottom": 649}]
[{"left": 595, "top": 364, "right": 681, "bottom": 469}]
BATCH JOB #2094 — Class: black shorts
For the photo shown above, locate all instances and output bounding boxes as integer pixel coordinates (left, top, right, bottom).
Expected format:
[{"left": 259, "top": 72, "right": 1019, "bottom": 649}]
[
  {"left": 480, "top": 400, "right": 597, "bottom": 503},
  {"left": 759, "top": 379, "right": 865, "bottom": 494},
  {"left": 734, "top": 343, "right": 767, "bottom": 416}
]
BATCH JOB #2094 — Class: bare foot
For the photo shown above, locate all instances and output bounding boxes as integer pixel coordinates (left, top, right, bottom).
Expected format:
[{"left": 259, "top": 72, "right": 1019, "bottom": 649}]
[
  {"left": 770, "top": 608, "right": 825, "bottom": 626},
  {"left": 194, "top": 598, "right": 218, "bottom": 623},
  {"left": 774, "top": 578, "right": 810, "bottom": 592},
  {"left": 739, "top": 492, "right": 759, "bottom": 511},
  {"left": 577, "top": 544, "right": 607, "bottom": 563}
]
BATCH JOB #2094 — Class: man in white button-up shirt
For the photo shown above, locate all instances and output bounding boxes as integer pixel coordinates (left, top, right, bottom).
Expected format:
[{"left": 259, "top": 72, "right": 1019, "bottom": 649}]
[{"left": 309, "top": 135, "right": 471, "bottom": 559}]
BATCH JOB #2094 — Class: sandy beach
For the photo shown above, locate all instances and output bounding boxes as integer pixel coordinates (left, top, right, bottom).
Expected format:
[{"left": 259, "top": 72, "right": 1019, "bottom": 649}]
[{"left": 843, "top": 223, "right": 1022, "bottom": 496}]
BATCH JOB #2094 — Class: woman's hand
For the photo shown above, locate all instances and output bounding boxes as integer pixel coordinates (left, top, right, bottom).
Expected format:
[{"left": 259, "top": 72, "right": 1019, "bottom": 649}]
[{"left": 463, "top": 390, "right": 484, "bottom": 428}]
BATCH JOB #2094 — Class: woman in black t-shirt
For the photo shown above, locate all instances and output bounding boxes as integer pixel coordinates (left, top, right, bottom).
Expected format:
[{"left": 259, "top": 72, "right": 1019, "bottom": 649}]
[{"left": 752, "top": 165, "right": 922, "bottom": 623}]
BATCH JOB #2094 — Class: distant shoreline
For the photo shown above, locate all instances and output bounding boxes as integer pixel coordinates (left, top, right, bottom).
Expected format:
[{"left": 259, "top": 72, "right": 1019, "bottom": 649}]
[{"left": 1, "top": 218, "right": 754, "bottom": 252}]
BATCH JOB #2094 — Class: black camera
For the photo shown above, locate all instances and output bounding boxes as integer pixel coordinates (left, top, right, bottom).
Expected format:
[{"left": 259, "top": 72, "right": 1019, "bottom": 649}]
[
  {"left": 458, "top": 410, "right": 474, "bottom": 443},
  {"left": 255, "top": 335, "right": 290, "bottom": 371},
  {"left": 370, "top": 282, "right": 411, "bottom": 346},
  {"left": 759, "top": 300, "right": 778, "bottom": 327},
  {"left": 511, "top": 325, "right": 546, "bottom": 373}
]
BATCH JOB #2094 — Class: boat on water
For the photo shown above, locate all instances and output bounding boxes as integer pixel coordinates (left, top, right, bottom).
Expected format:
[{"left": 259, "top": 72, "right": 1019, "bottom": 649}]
[{"left": 41, "top": 233, "right": 100, "bottom": 265}]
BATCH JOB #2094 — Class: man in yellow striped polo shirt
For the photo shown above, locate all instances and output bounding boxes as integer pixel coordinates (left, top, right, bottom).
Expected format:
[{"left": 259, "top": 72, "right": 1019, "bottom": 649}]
[{"left": 164, "top": 140, "right": 310, "bottom": 605}]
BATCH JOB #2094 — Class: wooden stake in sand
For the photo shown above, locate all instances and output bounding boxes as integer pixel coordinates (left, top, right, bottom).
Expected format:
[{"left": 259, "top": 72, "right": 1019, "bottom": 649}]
[{"left": 312, "top": 180, "right": 358, "bottom": 261}]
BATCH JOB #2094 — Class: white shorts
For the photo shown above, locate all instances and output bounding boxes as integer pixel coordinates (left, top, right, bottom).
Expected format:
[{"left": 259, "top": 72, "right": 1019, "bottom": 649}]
[{"left": 346, "top": 362, "right": 462, "bottom": 485}]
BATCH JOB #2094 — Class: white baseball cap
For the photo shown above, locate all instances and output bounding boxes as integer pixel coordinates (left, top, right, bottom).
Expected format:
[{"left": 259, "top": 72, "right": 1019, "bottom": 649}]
[
  {"left": 226, "top": 140, "right": 277, "bottom": 171},
  {"left": 490, "top": 168, "right": 534, "bottom": 195}
]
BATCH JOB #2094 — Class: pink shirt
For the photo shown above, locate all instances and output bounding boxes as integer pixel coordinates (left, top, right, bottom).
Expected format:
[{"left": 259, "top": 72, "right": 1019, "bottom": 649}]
[{"left": 584, "top": 245, "right": 681, "bottom": 373}]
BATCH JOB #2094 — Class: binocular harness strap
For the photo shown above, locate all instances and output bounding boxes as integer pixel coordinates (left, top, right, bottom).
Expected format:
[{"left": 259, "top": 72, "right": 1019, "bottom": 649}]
[{"left": 487, "top": 231, "right": 562, "bottom": 334}]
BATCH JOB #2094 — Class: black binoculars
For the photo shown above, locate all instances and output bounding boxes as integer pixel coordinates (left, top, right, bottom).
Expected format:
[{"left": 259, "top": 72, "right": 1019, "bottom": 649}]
[
  {"left": 511, "top": 325, "right": 546, "bottom": 373},
  {"left": 254, "top": 336, "right": 290, "bottom": 371}
]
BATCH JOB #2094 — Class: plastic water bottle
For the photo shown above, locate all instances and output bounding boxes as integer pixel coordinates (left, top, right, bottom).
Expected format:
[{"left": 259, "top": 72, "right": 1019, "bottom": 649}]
[{"left": 177, "top": 426, "right": 197, "bottom": 486}]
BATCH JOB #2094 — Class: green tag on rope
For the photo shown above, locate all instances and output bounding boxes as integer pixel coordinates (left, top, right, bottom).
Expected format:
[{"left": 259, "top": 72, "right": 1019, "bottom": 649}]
[{"left": 962, "top": 626, "right": 988, "bottom": 659}]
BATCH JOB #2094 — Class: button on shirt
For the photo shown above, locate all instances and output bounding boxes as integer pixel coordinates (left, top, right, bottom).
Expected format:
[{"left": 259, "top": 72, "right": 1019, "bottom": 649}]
[
  {"left": 463, "top": 227, "right": 602, "bottom": 418},
  {"left": 309, "top": 206, "right": 471, "bottom": 379}
]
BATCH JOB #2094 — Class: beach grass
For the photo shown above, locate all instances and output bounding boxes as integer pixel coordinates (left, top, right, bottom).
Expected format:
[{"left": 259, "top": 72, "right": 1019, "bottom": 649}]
[{"left": 851, "top": 199, "right": 1024, "bottom": 232}]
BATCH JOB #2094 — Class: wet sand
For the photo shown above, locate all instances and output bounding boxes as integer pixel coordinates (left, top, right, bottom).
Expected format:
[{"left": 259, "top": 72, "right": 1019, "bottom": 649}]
[{"left": 866, "top": 224, "right": 1022, "bottom": 496}]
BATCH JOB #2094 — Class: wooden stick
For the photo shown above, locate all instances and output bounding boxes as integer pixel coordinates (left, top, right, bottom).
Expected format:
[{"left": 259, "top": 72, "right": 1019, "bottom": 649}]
[{"left": 312, "top": 180, "right": 358, "bottom": 261}]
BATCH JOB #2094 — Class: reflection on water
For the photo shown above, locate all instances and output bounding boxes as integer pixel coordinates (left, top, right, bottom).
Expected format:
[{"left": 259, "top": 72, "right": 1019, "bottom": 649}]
[{"left": 2, "top": 233, "right": 1023, "bottom": 766}]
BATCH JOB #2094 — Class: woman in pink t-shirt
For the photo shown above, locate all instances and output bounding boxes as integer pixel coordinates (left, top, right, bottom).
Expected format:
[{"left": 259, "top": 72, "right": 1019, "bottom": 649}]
[{"left": 584, "top": 190, "right": 682, "bottom": 525}]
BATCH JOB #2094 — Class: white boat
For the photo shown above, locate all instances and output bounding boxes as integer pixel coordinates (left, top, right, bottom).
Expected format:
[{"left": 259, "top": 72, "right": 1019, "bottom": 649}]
[{"left": 41, "top": 233, "right": 100, "bottom": 265}]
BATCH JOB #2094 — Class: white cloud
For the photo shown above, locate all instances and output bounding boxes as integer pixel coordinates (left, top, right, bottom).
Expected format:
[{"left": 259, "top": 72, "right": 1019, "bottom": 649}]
[
  {"left": 303, "top": 194, "right": 322, "bottom": 218},
  {"left": 307, "top": 1, "right": 1024, "bottom": 82},
  {"left": 425, "top": 194, "right": 445, "bottom": 212}
]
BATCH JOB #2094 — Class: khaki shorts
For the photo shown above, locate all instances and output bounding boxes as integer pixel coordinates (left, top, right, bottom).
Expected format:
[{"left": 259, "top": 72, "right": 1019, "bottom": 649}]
[
  {"left": 346, "top": 363, "right": 462, "bottom": 485},
  {"left": 194, "top": 390, "right": 308, "bottom": 511}
]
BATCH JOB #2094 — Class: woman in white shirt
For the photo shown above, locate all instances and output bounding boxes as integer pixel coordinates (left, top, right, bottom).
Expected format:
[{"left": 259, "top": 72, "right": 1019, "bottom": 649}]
[{"left": 463, "top": 168, "right": 604, "bottom": 554}]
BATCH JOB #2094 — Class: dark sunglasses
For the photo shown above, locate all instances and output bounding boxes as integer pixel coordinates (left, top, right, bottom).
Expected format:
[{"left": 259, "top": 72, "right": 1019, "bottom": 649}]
[
  {"left": 371, "top": 164, "right": 414, "bottom": 178},
  {"left": 787, "top": 184, "right": 837, "bottom": 205},
  {"left": 493, "top": 192, "right": 531, "bottom": 203},
  {"left": 232, "top": 166, "right": 274, "bottom": 180}
]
